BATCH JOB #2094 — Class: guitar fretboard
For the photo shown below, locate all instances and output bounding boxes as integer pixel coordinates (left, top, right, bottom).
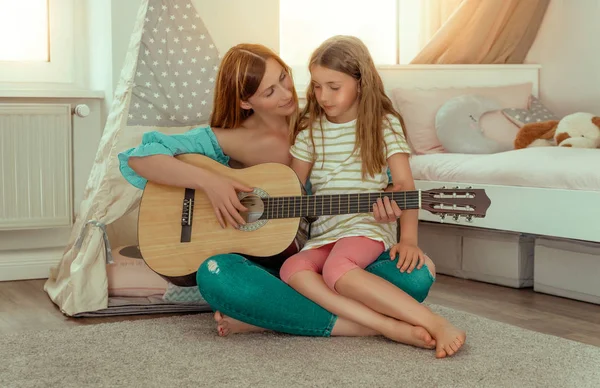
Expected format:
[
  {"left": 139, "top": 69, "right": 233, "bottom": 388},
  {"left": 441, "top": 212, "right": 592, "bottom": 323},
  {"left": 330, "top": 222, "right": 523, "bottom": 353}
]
[{"left": 260, "top": 191, "right": 420, "bottom": 220}]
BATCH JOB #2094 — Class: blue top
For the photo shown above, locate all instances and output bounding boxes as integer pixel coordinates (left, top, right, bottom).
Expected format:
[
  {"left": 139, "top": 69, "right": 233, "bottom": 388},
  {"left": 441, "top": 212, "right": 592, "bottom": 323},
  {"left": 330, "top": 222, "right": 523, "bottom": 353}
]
[{"left": 118, "top": 126, "right": 229, "bottom": 190}]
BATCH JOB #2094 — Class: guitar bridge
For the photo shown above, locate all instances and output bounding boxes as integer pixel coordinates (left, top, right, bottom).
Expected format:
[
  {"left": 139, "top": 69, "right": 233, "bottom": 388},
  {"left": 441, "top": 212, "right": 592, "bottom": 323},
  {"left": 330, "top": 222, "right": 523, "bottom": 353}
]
[{"left": 181, "top": 188, "right": 195, "bottom": 243}]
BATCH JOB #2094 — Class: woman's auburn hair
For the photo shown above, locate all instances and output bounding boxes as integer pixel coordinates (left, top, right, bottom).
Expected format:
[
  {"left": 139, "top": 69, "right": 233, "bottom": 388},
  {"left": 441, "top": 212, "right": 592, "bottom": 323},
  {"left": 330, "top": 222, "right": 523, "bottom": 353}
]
[
  {"left": 295, "top": 35, "right": 406, "bottom": 179},
  {"left": 210, "top": 43, "right": 298, "bottom": 133}
]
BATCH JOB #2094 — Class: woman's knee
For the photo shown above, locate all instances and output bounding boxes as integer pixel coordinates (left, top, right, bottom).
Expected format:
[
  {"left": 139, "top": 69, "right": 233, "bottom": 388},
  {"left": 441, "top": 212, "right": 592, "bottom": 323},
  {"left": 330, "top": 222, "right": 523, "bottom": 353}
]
[
  {"left": 365, "top": 252, "right": 435, "bottom": 303},
  {"left": 402, "top": 271, "right": 434, "bottom": 303},
  {"left": 424, "top": 256, "right": 436, "bottom": 279},
  {"left": 196, "top": 254, "right": 246, "bottom": 296}
]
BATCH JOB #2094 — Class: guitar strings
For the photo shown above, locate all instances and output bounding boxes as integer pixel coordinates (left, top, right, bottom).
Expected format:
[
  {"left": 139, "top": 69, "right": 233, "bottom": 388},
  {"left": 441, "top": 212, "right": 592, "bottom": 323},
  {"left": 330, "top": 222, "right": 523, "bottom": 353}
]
[
  {"left": 261, "top": 198, "right": 456, "bottom": 208},
  {"left": 259, "top": 198, "right": 466, "bottom": 219},
  {"left": 257, "top": 192, "right": 475, "bottom": 218}
]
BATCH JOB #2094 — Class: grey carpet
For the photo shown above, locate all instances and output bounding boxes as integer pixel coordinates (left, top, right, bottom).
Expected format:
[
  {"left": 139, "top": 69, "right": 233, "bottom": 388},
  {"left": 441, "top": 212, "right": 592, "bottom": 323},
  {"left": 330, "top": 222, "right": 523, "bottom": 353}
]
[{"left": 2, "top": 305, "right": 599, "bottom": 388}]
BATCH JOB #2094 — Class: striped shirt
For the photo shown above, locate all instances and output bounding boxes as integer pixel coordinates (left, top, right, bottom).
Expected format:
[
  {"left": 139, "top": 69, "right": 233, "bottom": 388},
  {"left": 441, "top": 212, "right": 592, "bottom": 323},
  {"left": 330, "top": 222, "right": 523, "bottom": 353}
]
[{"left": 290, "top": 114, "right": 411, "bottom": 251}]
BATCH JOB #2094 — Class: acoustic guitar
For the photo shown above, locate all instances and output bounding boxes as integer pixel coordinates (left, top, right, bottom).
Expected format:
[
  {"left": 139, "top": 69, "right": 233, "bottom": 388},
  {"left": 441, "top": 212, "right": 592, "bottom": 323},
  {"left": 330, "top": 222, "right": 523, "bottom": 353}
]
[{"left": 137, "top": 154, "right": 491, "bottom": 286}]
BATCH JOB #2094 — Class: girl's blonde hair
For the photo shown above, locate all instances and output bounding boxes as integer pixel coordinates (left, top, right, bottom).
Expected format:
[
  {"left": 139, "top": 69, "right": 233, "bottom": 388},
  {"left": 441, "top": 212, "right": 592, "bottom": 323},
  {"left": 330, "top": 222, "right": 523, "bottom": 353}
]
[
  {"left": 295, "top": 35, "right": 405, "bottom": 178},
  {"left": 210, "top": 43, "right": 298, "bottom": 132}
]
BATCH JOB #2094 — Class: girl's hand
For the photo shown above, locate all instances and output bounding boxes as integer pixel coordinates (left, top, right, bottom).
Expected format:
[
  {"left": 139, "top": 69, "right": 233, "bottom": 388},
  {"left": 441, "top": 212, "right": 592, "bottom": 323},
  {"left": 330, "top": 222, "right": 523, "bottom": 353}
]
[
  {"left": 390, "top": 242, "right": 426, "bottom": 273},
  {"left": 198, "top": 171, "right": 253, "bottom": 229},
  {"left": 372, "top": 196, "right": 402, "bottom": 223},
  {"left": 372, "top": 184, "right": 403, "bottom": 223}
]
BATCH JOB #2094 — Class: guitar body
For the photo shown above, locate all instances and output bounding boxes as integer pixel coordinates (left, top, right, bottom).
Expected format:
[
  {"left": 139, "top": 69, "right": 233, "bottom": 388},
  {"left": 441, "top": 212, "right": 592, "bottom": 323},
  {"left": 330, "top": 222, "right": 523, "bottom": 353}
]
[{"left": 137, "top": 154, "right": 303, "bottom": 284}]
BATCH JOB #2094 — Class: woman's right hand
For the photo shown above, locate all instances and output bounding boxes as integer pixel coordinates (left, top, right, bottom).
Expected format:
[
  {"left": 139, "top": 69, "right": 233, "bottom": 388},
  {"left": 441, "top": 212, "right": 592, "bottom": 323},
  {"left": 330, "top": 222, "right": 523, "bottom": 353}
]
[{"left": 199, "top": 171, "right": 254, "bottom": 229}]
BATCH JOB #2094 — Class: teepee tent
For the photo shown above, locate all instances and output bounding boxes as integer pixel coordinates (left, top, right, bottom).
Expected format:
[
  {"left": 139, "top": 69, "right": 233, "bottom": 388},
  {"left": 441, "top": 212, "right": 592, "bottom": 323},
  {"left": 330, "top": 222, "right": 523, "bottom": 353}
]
[{"left": 44, "top": 0, "right": 221, "bottom": 316}]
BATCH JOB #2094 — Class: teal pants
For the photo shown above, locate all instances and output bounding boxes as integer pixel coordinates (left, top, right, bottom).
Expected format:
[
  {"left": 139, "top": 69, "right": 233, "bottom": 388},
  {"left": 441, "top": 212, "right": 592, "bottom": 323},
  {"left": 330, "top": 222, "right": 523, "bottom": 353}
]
[{"left": 196, "top": 250, "right": 435, "bottom": 337}]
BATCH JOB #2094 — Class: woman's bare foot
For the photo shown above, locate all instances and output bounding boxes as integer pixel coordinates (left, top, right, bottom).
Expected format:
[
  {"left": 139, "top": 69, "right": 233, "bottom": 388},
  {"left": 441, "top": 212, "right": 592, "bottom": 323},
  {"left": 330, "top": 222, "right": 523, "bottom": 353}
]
[
  {"left": 429, "top": 317, "right": 467, "bottom": 358},
  {"left": 379, "top": 318, "right": 436, "bottom": 349},
  {"left": 213, "top": 311, "right": 267, "bottom": 337}
]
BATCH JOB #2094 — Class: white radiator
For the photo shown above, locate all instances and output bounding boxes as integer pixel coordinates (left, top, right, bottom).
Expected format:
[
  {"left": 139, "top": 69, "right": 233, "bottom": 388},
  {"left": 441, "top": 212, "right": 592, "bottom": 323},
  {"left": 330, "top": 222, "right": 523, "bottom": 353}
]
[{"left": 0, "top": 103, "right": 73, "bottom": 230}]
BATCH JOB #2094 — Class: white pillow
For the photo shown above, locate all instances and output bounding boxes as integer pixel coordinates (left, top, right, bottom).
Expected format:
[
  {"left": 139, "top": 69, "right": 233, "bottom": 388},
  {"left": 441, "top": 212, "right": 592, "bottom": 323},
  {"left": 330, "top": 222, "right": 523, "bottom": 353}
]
[
  {"left": 391, "top": 83, "right": 532, "bottom": 154},
  {"left": 435, "top": 94, "right": 515, "bottom": 154}
]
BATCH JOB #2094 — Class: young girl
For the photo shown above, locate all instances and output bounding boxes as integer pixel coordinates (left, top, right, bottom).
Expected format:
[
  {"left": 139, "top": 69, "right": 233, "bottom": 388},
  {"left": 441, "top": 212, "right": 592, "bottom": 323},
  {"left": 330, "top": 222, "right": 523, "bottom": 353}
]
[{"left": 280, "top": 35, "right": 466, "bottom": 358}]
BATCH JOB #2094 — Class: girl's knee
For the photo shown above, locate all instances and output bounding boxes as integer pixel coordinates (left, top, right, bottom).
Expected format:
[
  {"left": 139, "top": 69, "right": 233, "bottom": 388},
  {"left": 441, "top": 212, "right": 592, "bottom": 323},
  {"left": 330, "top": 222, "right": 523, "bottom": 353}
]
[
  {"left": 322, "top": 259, "right": 357, "bottom": 292},
  {"left": 322, "top": 268, "right": 343, "bottom": 292},
  {"left": 279, "top": 257, "right": 319, "bottom": 284}
]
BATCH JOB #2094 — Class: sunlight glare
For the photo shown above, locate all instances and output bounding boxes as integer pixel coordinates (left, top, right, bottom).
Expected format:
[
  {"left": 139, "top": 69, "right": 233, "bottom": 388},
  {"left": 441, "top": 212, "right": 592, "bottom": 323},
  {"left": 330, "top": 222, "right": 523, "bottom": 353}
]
[
  {"left": 0, "top": 0, "right": 49, "bottom": 61},
  {"left": 280, "top": 0, "right": 397, "bottom": 66},
  {"left": 398, "top": 0, "right": 422, "bottom": 64}
]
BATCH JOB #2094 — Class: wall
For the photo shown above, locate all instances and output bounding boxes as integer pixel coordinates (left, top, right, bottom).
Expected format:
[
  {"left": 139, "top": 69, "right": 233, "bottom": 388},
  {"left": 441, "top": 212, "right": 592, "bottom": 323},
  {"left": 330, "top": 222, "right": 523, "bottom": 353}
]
[
  {"left": 85, "top": 0, "right": 113, "bottom": 126},
  {"left": 525, "top": 0, "right": 600, "bottom": 116},
  {"left": 192, "top": 0, "right": 279, "bottom": 54},
  {"left": 110, "top": 1, "right": 145, "bottom": 96}
]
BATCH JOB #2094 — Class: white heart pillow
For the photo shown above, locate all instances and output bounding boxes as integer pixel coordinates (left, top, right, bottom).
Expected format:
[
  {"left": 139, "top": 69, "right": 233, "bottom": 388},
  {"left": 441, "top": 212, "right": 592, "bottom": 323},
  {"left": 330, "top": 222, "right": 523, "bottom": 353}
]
[{"left": 436, "top": 94, "right": 518, "bottom": 154}]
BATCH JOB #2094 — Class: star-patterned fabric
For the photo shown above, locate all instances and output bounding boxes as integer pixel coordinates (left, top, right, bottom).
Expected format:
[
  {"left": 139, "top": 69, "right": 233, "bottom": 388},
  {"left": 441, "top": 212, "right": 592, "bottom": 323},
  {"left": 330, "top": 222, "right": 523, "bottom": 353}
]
[
  {"left": 502, "top": 96, "right": 559, "bottom": 127},
  {"left": 128, "top": 0, "right": 221, "bottom": 127}
]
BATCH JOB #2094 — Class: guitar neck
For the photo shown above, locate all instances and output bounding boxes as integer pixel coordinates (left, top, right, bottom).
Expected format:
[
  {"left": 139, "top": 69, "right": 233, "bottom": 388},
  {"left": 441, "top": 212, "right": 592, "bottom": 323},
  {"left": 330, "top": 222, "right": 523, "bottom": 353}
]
[{"left": 261, "top": 191, "right": 421, "bottom": 220}]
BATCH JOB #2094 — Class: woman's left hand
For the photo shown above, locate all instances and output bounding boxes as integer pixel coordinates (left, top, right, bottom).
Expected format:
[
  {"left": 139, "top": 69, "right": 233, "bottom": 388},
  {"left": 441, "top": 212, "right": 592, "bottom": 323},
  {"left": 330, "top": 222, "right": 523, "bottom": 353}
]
[{"left": 390, "top": 242, "right": 426, "bottom": 273}]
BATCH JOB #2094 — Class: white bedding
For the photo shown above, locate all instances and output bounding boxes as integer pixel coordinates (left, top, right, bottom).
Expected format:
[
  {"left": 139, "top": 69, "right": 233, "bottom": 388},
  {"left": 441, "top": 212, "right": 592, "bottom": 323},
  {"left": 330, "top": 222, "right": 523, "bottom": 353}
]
[{"left": 410, "top": 147, "right": 600, "bottom": 192}]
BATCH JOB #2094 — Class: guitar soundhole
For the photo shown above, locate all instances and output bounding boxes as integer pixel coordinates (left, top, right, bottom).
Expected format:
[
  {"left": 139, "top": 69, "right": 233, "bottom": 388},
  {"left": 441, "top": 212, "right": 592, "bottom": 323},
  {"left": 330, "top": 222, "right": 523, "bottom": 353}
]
[
  {"left": 239, "top": 194, "right": 265, "bottom": 223},
  {"left": 237, "top": 189, "right": 269, "bottom": 232}
]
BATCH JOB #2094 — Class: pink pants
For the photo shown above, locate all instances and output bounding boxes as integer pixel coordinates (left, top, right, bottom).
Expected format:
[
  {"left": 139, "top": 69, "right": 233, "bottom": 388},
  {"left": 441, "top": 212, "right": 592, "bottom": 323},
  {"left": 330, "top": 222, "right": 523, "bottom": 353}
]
[{"left": 280, "top": 236, "right": 385, "bottom": 292}]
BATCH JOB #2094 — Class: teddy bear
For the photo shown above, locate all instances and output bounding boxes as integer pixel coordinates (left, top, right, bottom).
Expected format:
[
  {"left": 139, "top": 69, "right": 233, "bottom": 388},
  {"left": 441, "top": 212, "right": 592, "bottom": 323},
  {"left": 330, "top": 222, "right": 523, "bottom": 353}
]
[{"left": 514, "top": 112, "right": 600, "bottom": 149}]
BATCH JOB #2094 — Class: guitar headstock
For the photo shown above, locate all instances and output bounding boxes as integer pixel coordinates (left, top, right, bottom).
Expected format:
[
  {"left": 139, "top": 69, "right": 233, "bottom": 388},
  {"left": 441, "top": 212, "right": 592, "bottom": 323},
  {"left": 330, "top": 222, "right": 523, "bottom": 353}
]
[{"left": 421, "top": 186, "right": 491, "bottom": 223}]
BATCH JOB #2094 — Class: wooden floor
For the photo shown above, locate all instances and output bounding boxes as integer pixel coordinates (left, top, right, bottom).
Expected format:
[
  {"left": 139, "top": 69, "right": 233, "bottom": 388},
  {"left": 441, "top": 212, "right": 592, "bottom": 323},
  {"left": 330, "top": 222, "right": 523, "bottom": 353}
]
[{"left": 1, "top": 275, "right": 599, "bottom": 347}]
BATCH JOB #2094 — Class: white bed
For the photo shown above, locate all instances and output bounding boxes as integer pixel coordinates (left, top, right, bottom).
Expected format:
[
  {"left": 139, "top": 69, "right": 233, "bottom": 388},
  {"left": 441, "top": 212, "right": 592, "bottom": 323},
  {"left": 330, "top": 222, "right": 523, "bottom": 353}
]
[
  {"left": 411, "top": 147, "right": 600, "bottom": 243},
  {"left": 374, "top": 64, "right": 600, "bottom": 244}
]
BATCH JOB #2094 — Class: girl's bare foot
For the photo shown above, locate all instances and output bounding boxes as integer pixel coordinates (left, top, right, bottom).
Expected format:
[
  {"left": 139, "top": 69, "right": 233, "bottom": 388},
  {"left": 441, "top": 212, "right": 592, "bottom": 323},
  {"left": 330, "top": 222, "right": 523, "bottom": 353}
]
[
  {"left": 380, "top": 318, "right": 436, "bottom": 349},
  {"left": 213, "top": 311, "right": 267, "bottom": 337},
  {"left": 408, "top": 326, "right": 437, "bottom": 349},
  {"left": 430, "top": 317, "right": 467, "bottom": 358}
]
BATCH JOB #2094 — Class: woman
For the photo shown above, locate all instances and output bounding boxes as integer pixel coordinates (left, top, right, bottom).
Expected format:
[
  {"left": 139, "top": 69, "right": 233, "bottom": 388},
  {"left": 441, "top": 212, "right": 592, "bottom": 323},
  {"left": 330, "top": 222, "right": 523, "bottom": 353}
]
[{"left": 119, "top": 43, "right": 436, "bottom": 342}]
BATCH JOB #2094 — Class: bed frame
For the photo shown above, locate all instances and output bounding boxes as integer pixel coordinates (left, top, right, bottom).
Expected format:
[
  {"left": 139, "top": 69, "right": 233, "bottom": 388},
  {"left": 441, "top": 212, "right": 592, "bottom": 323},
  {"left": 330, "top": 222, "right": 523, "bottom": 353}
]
[{"left": 377, "top": 64, "right": 600, "bottom": 244}]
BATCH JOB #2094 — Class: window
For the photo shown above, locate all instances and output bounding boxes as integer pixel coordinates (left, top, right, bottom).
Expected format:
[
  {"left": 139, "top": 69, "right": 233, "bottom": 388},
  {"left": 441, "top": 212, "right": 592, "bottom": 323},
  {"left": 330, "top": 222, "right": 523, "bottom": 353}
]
[
  {"left": 280, "top": 0, "right": 430, "bottom": 87},
  {"left": 0, "top": 0, "right": 49, "bottom": 61},
  {"left": 280, "top": 0, "right": 398, "bottom": 67},
  {"left": 0, "top": 0, "right": 74, "bottom": 84}
]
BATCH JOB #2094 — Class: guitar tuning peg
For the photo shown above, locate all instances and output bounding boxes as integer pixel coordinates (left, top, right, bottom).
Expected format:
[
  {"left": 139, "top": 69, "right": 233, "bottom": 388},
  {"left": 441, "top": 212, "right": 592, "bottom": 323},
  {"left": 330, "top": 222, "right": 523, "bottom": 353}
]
[
  {"left": 453, "top": 186, "right": 460, "bottom": 189},
  {"left": 453, "top": 214, "right": 460, "bottom": 222},
  {"left": 466, "top": 215, "right": 473, "bottom": 223},
  {"left": 439, "top": 213, "right": 446, "bottom": 223}
]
